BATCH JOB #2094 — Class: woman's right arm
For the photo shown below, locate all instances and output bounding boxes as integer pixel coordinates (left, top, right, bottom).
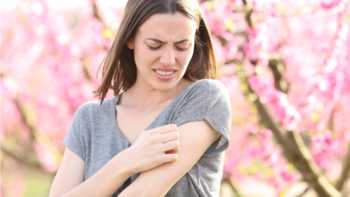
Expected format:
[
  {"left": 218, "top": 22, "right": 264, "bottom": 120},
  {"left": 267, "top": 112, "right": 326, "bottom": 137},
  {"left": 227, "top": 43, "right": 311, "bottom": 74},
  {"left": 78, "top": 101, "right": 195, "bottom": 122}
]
[
  {"left": 49, "top": 147, "right": 132, "bottom": 197},
  {"left": 49, "top": 124, "right": 179, "bottom": 197}
]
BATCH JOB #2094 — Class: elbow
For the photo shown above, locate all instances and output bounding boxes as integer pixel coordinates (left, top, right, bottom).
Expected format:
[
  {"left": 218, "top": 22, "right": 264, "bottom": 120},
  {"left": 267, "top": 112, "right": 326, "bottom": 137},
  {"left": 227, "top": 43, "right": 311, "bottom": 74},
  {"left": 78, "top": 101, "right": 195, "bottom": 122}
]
[
  {"left": 119, "top": 189, "right": 163, "bottom": 197},
  {"left": 48, "top": 192, "right": 64, "bottom": 197},
  {"left": 48, "top": 193, "right": 60, "bottom": 197},
  {"left": 48, "top": 189, "right": 71, "bottom": 197}
]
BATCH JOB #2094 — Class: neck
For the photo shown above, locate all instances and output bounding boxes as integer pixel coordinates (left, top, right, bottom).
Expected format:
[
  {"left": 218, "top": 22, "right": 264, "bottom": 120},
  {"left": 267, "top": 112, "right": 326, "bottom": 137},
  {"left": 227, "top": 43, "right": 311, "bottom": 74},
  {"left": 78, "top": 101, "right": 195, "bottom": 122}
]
[{"left": 120, "top": 79, "right": 190, "bottom": 111}]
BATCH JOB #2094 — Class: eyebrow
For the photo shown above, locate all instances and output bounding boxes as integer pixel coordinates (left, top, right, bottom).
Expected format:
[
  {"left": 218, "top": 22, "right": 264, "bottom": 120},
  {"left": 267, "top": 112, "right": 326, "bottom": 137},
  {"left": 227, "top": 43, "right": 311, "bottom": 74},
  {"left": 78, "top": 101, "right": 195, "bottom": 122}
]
[{"left": 145, "top": 38, "right": 190, "bottom": 44}]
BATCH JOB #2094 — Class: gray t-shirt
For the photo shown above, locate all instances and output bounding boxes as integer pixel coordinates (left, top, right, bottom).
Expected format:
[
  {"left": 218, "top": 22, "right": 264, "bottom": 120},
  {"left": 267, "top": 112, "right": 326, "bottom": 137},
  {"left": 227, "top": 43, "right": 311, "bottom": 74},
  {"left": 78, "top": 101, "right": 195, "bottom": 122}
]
[{"left": 64, "top": 79, "right": 231, "bottom": 197}]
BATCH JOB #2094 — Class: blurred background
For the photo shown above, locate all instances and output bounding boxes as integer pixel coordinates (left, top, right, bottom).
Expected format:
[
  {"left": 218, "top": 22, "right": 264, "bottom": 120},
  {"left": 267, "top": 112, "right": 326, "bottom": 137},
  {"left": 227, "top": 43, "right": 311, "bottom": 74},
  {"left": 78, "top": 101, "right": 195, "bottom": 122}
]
[{"left": 1, "top": 0, "right": 350, "bottom": 196}]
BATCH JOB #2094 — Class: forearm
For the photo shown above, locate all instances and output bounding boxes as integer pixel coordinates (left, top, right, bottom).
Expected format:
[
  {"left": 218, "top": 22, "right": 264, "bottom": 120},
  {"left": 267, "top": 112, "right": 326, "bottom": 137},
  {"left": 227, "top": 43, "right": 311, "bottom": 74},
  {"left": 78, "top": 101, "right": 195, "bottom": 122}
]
[
  {"left": 118, "top": 178, "right": 167, "bottom": 197},
  {"left": 118, "top": 162, "right": 180, "bottom": 197},
  {"left": 118, "top": 184, "right": 167, "bottom": 197},
  {"left": 62, "top": 150, "right": 133, "bottom": 197}
]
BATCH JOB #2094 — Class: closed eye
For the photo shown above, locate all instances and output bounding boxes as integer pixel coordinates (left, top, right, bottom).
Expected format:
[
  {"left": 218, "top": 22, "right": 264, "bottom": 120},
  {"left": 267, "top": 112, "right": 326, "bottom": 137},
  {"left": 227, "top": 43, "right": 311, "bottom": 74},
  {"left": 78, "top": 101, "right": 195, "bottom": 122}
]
[
  {"left": 145, "top": 40, "right": 191, "bottom": 51},
  {"left": 175, "top": 46, "right": 189, "bottom": 51},
  {"left": 148, "top": 45, "right": 189, "bottom": 51},
  {"left": 148, "top": 45, "right": 161, "bottom": 50},
  {"left": 175, "top": 42, "right": 191, "bottom": 51}
]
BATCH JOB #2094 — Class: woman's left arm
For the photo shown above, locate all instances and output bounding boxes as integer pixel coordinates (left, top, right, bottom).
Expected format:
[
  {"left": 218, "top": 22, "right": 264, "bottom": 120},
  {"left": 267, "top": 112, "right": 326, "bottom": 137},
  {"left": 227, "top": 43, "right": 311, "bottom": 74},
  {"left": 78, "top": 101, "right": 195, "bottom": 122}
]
[{"left": 119, "top": 120, "right": 220, "bottom": 197}]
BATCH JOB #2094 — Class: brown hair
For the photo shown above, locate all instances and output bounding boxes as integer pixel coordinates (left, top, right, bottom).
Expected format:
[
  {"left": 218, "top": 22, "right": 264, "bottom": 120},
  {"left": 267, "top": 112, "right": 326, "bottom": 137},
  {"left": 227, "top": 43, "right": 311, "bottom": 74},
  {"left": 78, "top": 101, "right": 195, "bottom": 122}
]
[{"left": 94, "top": 0, "right": 217, "bottom": 103}]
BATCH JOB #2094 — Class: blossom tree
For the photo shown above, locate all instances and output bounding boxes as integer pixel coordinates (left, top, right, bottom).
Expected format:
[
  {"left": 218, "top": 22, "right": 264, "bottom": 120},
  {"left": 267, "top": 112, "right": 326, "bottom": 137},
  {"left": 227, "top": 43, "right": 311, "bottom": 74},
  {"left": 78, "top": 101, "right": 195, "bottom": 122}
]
[{"left": 206, "top": 0, "right": 350, "bottom": 196}]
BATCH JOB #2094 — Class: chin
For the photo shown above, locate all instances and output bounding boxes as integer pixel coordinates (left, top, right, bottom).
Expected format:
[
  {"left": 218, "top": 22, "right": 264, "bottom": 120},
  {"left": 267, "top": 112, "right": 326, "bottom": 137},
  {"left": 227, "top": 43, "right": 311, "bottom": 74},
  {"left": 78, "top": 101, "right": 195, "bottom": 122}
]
[{"left": 150, "top": 79, "right": 181, "bottom": 91}]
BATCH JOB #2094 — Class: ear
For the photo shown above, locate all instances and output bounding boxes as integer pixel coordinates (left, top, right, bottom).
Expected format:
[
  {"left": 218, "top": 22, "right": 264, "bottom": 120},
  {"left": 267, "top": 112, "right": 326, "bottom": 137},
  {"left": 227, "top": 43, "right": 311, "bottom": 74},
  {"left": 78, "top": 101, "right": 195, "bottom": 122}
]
[{"left": 127, "top": 38, "right": 135, "bottom": 50}]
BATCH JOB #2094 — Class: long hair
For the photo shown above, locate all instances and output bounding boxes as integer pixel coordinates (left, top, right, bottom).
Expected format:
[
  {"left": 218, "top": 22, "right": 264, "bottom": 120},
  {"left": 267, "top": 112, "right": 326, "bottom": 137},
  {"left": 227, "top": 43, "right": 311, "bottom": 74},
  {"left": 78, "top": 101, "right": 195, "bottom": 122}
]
[{"left": 94, "top": 0, "right": 217, "bottom": 103}]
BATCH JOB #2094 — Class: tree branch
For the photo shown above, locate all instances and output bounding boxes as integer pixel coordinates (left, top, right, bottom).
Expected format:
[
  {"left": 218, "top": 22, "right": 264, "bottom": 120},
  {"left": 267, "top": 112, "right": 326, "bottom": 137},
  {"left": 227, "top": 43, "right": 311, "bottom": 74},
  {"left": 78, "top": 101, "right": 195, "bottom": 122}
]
[
  {"left": 92, "top": 1, "right": 104, "bottom": 23},
  {"left": 221, "top": 175, "right": 243, "bottom": 197},
  {"left": 237, "top": 63, "right": 340, "bottom": 196},
  {"left": 0, "top": 144, "right": 53, "bottom": 176},
  {"left": 236, "top": 0, "right": 341, "bottom": 196},
  {"left": 336, "top": 144, "right": 350, "bottom": 191},
  {"left": 267, "top": 59, "right": 289, "bottom": 93},
  {"left": 296, "top": 186, "right": 311, "bottom": 197},
  {"left": 8, "top": 97, "right": 57, "bottom": 175}
]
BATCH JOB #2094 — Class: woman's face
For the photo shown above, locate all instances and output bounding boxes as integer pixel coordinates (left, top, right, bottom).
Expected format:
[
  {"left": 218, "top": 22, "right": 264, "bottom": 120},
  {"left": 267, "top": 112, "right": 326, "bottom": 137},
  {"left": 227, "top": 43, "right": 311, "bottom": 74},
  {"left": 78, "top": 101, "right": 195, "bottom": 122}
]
[{"left": 128, "top": 12, "right": 197, "bottom": 91}]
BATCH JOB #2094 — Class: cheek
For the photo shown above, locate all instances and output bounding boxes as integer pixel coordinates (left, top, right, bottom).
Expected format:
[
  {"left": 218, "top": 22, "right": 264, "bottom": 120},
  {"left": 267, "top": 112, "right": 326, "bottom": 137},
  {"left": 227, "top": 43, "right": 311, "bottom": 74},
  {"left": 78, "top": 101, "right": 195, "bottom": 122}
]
[
  {"left": 180, "top": 50, "right": 195, "bottom": 66},
  {"left": 134, "top": 48, "right": 156, "bottom": 69}
]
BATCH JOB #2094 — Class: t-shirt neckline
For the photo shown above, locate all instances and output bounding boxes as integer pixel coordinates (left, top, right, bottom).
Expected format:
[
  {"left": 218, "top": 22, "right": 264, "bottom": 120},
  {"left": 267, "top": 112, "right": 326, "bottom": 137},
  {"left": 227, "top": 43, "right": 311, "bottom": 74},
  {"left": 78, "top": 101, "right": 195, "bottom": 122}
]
[{"left": 111, "top": 80, "right": 199, "bottom": 145}]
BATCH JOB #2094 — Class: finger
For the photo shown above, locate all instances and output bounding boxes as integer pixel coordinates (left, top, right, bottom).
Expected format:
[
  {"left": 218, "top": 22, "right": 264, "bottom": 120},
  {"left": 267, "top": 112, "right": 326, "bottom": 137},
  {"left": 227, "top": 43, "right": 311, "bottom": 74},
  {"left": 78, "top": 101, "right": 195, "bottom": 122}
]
[
  {"left": 151, "top": 130, "right": 179, "bottom": 143},
  {"left": 159, "top": 153, "right": 178, "bottom": 163},
  {"left": 162, "top": 124, "right": 178, "bottom": 132},
  {"left": 160, "top": 131, "right": 179, "bottom": 143},
  {"left": 158, "top": 140, "right": 179, "bottom": 152}
]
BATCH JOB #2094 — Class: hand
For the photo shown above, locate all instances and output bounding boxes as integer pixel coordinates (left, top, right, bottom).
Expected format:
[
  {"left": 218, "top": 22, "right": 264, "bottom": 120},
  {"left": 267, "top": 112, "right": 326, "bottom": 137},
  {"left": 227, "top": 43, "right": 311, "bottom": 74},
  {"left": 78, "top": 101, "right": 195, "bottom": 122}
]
[{"left": 123, "top": 124, "right": 180, "bottom": 174}]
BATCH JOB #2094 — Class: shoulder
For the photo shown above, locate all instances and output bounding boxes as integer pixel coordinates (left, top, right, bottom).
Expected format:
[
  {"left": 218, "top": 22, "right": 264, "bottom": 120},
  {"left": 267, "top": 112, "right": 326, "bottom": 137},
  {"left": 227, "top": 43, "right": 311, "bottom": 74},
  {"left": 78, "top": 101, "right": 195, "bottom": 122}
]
[
  {"left": 187, "top": 79, "right": 230, "bottom": 100},
  {"left": 73, "top": 97, "right": 115, "bottom": 119},
  {"left": 174, "top": 79, "right": 231, "bottom": 116},
  {"left": 190, "top": 79, "right": 228, "bottom": 93}
]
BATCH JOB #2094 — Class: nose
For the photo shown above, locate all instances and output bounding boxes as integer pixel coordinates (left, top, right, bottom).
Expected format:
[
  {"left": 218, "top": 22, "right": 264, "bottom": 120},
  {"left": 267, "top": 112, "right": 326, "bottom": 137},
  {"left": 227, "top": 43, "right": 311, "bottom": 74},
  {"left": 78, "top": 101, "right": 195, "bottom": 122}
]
[{"left": 159, "top": 48, "right": 176, "bottom": 66}]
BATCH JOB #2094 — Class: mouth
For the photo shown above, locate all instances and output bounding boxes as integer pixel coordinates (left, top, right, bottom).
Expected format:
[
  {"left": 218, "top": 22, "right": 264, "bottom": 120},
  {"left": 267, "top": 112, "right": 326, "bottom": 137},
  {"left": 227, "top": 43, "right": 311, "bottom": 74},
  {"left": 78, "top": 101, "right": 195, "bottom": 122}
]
[
  {"left": 153, "top": 69, "right": 176, "bottom": 76},
  {"left": 152, "top": 68, "right": 177, "bottom": 81}
]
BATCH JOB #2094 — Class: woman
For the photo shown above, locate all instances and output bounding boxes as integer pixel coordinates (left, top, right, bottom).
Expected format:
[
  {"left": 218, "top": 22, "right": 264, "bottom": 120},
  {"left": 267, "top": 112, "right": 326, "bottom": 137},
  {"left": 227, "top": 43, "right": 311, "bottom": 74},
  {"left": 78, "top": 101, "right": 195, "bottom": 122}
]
[{"left": 49, "top": 0, "right": 231, "bottom": 196}]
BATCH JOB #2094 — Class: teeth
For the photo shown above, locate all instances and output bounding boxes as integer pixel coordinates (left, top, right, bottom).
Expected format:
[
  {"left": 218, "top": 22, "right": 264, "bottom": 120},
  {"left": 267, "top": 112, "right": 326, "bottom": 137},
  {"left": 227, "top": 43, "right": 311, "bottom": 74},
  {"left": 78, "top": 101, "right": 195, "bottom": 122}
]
[{"left": 155, "top": 70, "right": 175, "bottom": 76}]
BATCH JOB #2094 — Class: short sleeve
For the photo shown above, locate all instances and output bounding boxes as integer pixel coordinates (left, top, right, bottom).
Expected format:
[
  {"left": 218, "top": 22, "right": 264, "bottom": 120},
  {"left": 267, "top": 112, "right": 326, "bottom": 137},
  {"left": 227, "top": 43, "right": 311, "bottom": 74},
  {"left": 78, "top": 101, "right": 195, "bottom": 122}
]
[
  {"left": 63, "top": 103, "right": 88, "bottom": 161},
  {"left": 173, "top": 79, "right": 232, "bottom": 156}
]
